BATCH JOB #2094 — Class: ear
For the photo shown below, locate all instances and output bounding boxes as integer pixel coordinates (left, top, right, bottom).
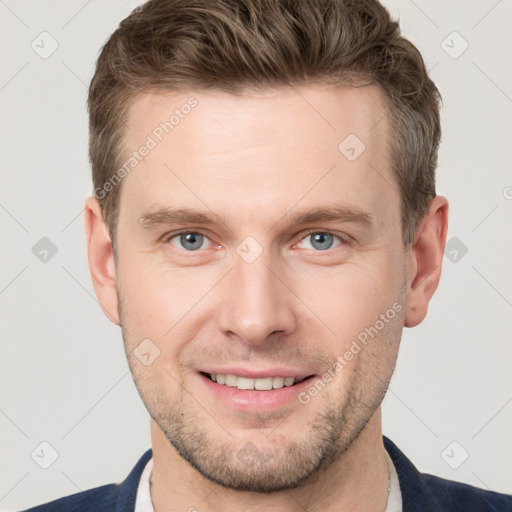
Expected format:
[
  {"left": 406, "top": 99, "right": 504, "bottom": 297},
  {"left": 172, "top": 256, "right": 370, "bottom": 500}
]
[
  {"left": 404, "top": 195, "right": 449, "bottom": 328},
  {"left": 84, "top": 196, "right": 120, "bottom": 325}
]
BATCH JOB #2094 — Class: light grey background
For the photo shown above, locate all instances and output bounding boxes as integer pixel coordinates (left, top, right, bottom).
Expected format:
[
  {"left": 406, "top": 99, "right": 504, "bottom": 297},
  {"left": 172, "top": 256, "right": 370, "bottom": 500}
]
[{"left": 1, "top": 0, "right": 511, "bottom": 510}]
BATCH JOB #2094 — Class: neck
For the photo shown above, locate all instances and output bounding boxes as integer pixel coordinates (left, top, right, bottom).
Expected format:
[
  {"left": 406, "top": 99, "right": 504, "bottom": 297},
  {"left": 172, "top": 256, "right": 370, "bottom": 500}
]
[{"left": 149, "top": 408, "right": 389, "bottom": 512}]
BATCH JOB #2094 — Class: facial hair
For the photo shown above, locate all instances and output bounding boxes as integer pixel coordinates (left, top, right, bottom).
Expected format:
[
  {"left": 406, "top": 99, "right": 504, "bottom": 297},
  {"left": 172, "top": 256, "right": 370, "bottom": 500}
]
[{"left": 117, "top": 280, "right": 405, "bottom": 493}]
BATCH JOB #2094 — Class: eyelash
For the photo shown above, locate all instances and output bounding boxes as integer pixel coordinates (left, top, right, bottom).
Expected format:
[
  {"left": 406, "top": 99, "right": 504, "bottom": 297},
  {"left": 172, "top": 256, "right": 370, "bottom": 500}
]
[{"left": 165, "top": 229, "right": 347, "bottom": 253}]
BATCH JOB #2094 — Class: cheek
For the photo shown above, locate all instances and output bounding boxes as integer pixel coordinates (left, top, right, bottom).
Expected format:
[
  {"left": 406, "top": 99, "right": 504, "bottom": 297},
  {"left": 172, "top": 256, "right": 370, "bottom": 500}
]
[
  {"left": 117, "top": 250, "right": 185, "bottom": 317},
  {"left": 116, "top": 255, "right": 219, "bottom": 355},
  {"left": 293, "top": 257, "right": 403, "bottom": 345}
]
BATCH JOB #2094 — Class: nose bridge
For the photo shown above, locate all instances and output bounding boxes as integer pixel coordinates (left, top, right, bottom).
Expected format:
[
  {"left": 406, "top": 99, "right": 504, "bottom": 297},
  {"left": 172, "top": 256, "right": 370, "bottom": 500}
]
[{"left": 217, "top": 247, "right": 296, "bottom": 345}]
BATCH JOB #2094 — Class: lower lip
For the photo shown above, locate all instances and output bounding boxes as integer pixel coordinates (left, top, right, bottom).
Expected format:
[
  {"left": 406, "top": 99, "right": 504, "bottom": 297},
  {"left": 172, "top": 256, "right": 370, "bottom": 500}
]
[{"left": 198, "top": 373, "right": 318, "bottom": 411}]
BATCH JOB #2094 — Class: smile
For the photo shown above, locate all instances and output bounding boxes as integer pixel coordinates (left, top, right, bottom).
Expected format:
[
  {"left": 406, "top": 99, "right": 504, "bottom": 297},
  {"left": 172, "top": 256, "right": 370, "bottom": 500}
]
[{"left": 202, "top": 372, "right": 311, "bottom": 390}]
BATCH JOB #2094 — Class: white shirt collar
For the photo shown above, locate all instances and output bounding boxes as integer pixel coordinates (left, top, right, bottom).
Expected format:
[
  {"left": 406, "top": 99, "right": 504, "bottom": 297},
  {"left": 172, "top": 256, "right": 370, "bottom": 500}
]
[
  {"left": 134, "top": 456, "right": 154, "bottom": 512},
  {"left": 385, "top": 447, "right": 403, "bottom": 512}
]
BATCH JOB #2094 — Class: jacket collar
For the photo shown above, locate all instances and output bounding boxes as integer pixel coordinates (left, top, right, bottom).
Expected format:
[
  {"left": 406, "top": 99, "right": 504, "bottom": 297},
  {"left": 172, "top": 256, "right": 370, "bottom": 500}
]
[
  {"left": 115, "top": 447, "right": 153, "bottom": 512},
  {"left": 384, "top": 436, "right": 433, "bottom": 511}
]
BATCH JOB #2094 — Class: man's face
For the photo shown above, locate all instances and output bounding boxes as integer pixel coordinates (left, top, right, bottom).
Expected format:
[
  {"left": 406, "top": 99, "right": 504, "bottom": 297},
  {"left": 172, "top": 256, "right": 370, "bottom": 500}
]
[{"left": 115, "top": 84, "right": 408, "bottom": 491}]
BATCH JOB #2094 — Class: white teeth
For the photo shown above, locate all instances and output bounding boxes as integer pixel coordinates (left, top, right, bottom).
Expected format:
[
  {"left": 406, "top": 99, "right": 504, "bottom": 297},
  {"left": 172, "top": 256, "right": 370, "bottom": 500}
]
[
  {"left": 284, "top": 377, "right": 295, "bottom": 386},
  {"left": 225, "top": 374, "right": 238, "bottom": 387},
  {"left": 272, "top": 377, "right": 285, "bottom": 389},
  {"left": 237, "top": 376, "right": 255, "bottom": 390},
  {"left": 209, "top": 373, "right": 300, "bottom": 390},
  {"left": 255, "top": 377, "right": 273, "bottom": 390}
]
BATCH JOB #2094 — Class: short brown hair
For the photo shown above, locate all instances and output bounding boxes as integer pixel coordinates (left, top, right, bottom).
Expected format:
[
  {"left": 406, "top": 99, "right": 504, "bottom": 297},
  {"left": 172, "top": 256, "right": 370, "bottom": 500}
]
[{"left": 88, "top": 0, "right": 441, "bottom": 249}]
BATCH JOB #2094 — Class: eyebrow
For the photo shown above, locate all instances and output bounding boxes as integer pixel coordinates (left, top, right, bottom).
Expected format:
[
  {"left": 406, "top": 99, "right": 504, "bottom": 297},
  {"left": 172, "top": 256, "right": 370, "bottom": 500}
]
[
  {"left": 138, "top": 205, "right": 374, "bottom": 231},
  {"left": 283, "top": 206, "right": 373, "bottom": 228},
  {"left": 138, "top": 208, "right": 220, "bottom": 228}
]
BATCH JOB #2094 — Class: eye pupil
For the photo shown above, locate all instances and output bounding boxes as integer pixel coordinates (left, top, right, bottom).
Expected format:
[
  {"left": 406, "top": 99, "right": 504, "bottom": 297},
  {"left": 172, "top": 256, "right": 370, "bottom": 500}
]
[
  {"left": 180, "top": 233, "right": 203, "bottom": 251},
  {"left": 310, "top": 232, "right": 333, "bottom": 250}
]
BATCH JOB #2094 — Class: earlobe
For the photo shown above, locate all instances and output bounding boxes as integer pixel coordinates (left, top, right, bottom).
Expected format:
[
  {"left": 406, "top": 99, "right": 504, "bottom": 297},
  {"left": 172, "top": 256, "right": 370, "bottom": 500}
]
[
  {"left": 84, "top": 196, "right": 120, "bottom": 325},
  {"left": 404, "top": 196, "right": 449, "bottom": 328}
]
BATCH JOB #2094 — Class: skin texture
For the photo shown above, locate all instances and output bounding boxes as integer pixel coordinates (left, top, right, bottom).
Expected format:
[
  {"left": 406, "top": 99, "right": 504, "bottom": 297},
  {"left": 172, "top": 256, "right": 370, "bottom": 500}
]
[{"left": 85, "top": 84, "right": 448, "bottom": 511}]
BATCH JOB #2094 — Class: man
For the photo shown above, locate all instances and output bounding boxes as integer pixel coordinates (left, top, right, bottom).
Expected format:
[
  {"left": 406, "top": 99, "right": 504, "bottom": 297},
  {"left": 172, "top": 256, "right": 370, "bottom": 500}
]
[{"left": 22, "top": 0, "right": 512, "bottom": 511}]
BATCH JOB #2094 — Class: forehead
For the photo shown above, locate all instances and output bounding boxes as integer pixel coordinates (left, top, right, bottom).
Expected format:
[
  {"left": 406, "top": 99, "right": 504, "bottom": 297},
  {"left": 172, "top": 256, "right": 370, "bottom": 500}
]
[{"left": 119, "top": 84, "right": 397, "bottom": 233}]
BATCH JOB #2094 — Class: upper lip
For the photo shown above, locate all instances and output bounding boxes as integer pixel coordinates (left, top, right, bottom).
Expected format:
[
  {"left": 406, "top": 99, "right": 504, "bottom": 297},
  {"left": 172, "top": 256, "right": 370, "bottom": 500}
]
[{"left": 199, "top": 368, "right": 315, "bottom": 379}]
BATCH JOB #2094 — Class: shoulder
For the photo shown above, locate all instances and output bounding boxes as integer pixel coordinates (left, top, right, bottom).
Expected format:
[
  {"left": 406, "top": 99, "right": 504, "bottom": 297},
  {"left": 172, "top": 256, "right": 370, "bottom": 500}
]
[
  {"left": 18, "top": 449, "right": 153, "bottom": 512},
  {"left": 420, "top": 473, "right": 512, "bottom": 511},
  {"left": 19, "top": 484, "right": 120, "bottom": 512},
  {"left": 383, "top": 436, "right": 512, "bottom": 511}
]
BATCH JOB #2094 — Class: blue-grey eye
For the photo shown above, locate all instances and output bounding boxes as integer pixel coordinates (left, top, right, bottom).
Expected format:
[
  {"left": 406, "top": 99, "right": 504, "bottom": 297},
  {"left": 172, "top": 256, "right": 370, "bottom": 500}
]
[
  {"left": 301, "top": 232, "right": 342, "bottom": 251},
  {"left": 170, "top": 232, "right": 207, "bottom": 251}
]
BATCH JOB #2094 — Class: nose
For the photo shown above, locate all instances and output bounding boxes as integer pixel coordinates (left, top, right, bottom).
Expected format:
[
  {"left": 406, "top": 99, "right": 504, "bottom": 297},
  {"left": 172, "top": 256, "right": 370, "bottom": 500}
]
[{"left": 217, "top": 250, "right": 297, "bottom": 347}]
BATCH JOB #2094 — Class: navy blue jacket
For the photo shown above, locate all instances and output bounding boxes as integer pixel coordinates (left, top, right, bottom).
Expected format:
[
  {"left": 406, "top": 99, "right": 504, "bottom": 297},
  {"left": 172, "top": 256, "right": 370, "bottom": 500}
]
[{"left": 21, "top": 437, "right": 512, "bottom": 511}]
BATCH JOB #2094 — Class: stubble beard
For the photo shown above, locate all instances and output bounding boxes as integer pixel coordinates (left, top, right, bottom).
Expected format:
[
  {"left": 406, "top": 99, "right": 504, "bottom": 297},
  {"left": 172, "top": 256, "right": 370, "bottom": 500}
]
[
  {"left": 117, "top": 286, "right": 403, "bottom": 493},
  {"left": 122, "top": 341, "right": 396, "bottom": 492}
]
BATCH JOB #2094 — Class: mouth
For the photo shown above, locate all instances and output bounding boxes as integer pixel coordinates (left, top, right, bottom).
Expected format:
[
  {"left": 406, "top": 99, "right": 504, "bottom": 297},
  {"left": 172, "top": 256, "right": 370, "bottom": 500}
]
[{"left": 200, "top": 372, "right": 315, "bottom": 391}]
